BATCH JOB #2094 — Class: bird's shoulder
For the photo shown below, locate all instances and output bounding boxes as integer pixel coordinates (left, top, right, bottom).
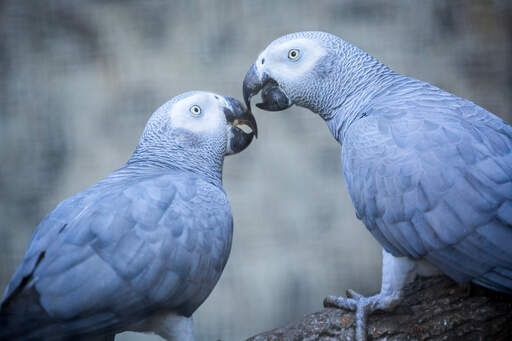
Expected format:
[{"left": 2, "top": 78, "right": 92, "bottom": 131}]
[{"left": 344, "top": 79, "right": 512, "bottom": 166}]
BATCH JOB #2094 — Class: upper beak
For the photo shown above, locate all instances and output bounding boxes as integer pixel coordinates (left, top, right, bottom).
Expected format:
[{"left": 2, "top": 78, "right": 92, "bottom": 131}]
[
  {"left": 243, "top": 63, "right": 292, "bottom": 112},
  {"left": 223, "top": 96, "right": 258, "bottom": 155},
  {"left": 243, "top": 63, "right": 264, "bottom": 110}
]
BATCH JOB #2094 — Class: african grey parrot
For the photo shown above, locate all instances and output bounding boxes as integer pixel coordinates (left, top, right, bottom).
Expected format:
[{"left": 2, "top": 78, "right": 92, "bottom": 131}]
[
  {"left": 0, "top": 91, "right": 257, "bottom": 341},
  {"left": 243, "top": 31, "right": 512, "bottom": 340}
]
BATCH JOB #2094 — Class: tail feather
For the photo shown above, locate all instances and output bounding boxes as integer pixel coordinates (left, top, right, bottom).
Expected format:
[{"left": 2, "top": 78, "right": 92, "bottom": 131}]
[
  {"left": 473, "top": 267, "right": 512, "bottom": 295},
  {"left": 0, "top": 309, "right": 116, "bottom": 341}
]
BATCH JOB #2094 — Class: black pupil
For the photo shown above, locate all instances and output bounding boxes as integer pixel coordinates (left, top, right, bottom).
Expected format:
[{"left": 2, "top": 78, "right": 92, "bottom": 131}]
[
  {"left": 194, "top": 107, "right": 198, "bottom": 112},
  {"left": 291, "top": 51, "right": 296, "bottom": 57}
]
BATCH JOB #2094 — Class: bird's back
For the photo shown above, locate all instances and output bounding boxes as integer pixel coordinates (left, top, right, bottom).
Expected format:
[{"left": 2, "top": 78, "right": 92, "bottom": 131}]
[
  {"left": 0, "top": 166, "right": 233, "bottom": 340},
  {"left": 342, "top": 76, "right": 512, "bottom": 293}
]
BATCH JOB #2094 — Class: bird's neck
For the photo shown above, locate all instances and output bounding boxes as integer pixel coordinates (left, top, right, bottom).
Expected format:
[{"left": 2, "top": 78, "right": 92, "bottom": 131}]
[
  {"left": 319, "top": 52, "right": 400, "bottom": 144},
  {"left": 127, "top": 143, "right": 224, "bottom": 186}
]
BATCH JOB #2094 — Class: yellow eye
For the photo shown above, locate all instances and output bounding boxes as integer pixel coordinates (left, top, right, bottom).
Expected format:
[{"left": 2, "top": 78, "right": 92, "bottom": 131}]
[
  {"left": 189, "top": 105, "right": 201, "bottom": 115},
  {"left": 288, "top": 49, "right": 300, "bottom": 60}
]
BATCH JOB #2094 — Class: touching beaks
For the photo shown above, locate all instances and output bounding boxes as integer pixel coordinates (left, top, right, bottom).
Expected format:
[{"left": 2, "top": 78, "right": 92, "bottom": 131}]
[
  {"left": 242, "top": 63, "right": 292, "bottom": 113},
  {"left": 223, "top": 96, "right": 258, "bottom": 138},
  {"left": 223, "top": 96, "right": 258, "bottom": 155}
]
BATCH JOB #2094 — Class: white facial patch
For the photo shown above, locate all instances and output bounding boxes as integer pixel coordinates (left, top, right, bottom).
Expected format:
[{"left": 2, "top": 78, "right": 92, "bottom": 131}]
[
  {"left": 262, "top": 38, "right": 327, "bottom": 82},
  {"left": 169, "top": 93, "right": 226, "bottom": 134}
]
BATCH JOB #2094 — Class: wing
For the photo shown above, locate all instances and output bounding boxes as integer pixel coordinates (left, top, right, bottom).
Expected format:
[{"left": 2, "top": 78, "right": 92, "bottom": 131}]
[
  {"left": 1, "top": 170, "right": 232, "bottom": 339},
  {"left": 343, "top": 87, "right": 512, "bottom": 293}
]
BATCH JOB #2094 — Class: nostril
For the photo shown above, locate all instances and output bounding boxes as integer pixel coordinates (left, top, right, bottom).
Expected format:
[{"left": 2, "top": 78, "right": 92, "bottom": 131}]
[{"left": 261, "top": 58, "right": 265, "bottom": 65}]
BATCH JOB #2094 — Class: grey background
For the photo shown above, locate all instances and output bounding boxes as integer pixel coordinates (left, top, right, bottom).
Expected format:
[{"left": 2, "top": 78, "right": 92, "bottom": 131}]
[{"left": 1, "top": 1, "right": 511, "bottom": 340}]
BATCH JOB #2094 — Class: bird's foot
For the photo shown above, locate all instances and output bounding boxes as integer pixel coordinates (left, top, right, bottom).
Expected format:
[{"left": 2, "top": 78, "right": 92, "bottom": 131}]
[{"left": 324, "top": 289, "right": 401, "bottom": 341}]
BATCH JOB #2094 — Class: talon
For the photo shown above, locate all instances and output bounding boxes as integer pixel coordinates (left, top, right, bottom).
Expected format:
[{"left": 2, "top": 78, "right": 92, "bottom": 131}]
[
  {"left": 323, "top": 292, "right": 402, "bottom": 341},
  {"left": 323, "top": 295, "right": 338, "bottom": 308},
  {"left": 346, "top": 288, "right": 363, "bottom": 299},
  {"left": 323, "top": 295, "right": 357, "bottom": 310}
]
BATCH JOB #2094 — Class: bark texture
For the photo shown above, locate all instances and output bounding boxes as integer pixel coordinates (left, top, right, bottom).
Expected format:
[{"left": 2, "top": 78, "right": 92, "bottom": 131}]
[{"left": 247, "top": 276, "right": 512, "bottom": 341}]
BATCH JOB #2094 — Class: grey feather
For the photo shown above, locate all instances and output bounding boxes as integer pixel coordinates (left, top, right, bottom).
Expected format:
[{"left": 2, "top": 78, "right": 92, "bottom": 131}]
[
  {"left": 1, "top": 168, "right": 232, "bottom": 340},
  {"left": 343, "top": 81, "right": 512, "bottom": 293}
]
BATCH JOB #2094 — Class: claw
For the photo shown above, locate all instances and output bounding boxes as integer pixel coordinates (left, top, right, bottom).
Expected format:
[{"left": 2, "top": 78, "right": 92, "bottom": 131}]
[
  {"left": 324, "top": 294, "right": 369, "bottom": 341},
  {"left": 346, "top": 288, "right": 363, "bottom": 299},
  {"left": 323, "top": 295, "right": 357, "bottom": 310},
  {"left": 324, "top": 291, "right": 403, "bottom": 341}
]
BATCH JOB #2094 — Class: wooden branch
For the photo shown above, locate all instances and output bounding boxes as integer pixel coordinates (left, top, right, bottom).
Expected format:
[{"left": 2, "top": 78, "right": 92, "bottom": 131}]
[{"left": 247, "top": 276, "right": 512, "bottom": 340}]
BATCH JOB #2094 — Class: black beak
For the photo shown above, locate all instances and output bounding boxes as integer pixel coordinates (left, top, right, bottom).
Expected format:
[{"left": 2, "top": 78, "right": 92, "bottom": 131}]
[
  {"left": 243, "top": 64, "right": 263, "bottom": 109},
  {"left": 242, "top": 63, "right": 292, "bottom": 113},
  {"left": 224, "top": 96, "right": 258, "bottom": 155}
]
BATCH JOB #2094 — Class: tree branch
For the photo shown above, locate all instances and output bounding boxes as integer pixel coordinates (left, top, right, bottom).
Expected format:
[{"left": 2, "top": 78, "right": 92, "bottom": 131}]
[{"left": 247, "top": 276, "right": 512, "bottom": 340}]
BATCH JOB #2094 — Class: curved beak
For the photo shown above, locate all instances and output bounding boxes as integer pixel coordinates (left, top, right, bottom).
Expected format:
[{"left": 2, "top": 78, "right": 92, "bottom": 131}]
[
  {"left": 242, "top": 63, "right": 292, "bottom": 113},
  {"left": 223, "top": 96, "right": 258, "bottom": 155}
]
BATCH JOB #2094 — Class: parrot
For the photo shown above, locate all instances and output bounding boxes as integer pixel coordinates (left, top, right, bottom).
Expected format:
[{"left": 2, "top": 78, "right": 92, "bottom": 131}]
[
  {"left": 0, "top": 91, "right": 257, "bottom": 341},
  {"left": 242, "top": 31, "right": 512, "bottom": 341}
]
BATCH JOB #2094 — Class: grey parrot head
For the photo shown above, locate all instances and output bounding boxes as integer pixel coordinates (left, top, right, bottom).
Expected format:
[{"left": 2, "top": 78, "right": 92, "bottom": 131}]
[
  {"left": 243, "top": 31, "right": 347, "bottom": 115},
  {"left": 132, "top": 91, "right": 257, "bottom": 174}
]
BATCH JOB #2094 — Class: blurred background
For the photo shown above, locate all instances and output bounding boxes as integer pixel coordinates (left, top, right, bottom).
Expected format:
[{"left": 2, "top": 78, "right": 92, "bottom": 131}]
[{"left": 1, "top": 0, "right": 511, "bottom": 340}]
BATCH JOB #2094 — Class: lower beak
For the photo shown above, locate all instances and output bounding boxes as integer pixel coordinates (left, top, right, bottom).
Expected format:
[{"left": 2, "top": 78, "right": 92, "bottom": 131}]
[
  {"left": 224, "top": 96, "right": 258, "bottom": 155},
  {"left": 243, "top": 63, "right": 292, "bottom": 112}
]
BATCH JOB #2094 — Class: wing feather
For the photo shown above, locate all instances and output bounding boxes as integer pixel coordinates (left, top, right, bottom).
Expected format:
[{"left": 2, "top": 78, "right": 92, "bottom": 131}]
[
  {"left": 343, "top": 88, "right": 512, "bottom": 293},
  {"left": 1, "top": 169, "right": 232, "bottom": 339}
]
